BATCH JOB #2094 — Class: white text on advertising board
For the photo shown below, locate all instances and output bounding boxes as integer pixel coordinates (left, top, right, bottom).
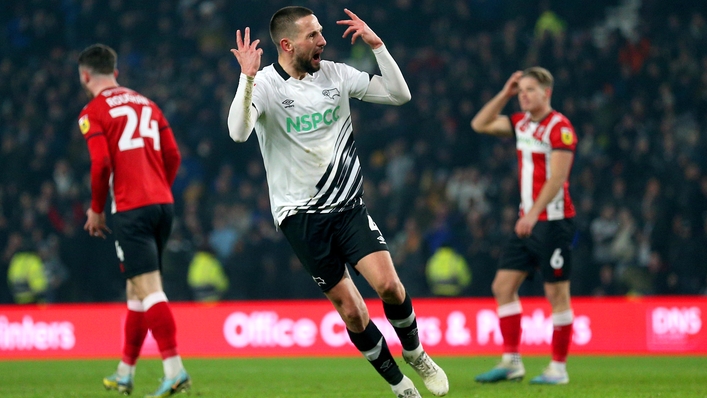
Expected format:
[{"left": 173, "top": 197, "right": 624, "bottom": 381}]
[
  {"left": 0, "top": 316, "right": 75, "bottom": 351},
  {"left": 222, "top": 309, "right": 591, "bottom": 348},
  {"left": 651, "top": 307, "right": 701, "bottom": 335}
]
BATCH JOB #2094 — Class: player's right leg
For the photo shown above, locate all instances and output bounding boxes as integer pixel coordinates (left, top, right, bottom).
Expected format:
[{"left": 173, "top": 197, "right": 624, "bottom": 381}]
[
  {"left": 282, "top": 210, "right": 421, "bottom": 397},
  {"left": 103, "top": 283, "right": 148, "bottom": 395},
  {"left": 475, "top": 269, "right": 527, "bottom": 383},
  {"left": 332, "top": 206, "right": 446, "bottom": 395}
]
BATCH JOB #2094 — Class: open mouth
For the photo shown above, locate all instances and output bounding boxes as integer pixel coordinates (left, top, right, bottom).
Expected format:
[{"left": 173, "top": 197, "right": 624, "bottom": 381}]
[{"left": 313, "top": 51, "right": 322, "bottom": 62}]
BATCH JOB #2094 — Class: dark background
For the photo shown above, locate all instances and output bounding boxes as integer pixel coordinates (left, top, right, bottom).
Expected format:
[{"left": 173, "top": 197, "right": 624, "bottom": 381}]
[{"left": 1, "top": 0, "right": 707, "bottom": 303}]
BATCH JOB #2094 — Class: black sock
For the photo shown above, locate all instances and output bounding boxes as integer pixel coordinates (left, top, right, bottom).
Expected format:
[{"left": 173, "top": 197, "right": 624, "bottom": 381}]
[
  {"left": 383, "top": 292, "right": 420, "bottom": 352},
  {"left": 347, "top": 321, "right": 404, "bottom": 385}
]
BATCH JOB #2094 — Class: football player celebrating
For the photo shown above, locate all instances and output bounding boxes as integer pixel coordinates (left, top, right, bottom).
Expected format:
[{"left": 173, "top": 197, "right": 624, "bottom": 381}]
[{"left": 227, "top": 6, "right": 449, "bottom": 398}]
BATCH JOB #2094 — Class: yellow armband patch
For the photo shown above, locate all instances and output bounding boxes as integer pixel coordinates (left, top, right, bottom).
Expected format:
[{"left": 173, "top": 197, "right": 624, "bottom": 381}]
[
  {"left": 560, "top": 127, "right": 574, "bottom": 145},
  {"left": 79, "top": 115, "right": 90, "bottom": 135}
]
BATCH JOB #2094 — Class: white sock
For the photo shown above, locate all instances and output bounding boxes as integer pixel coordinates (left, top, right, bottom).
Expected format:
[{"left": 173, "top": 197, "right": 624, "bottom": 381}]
[
  {"left": 402, "top": 344, "right": 424, "bottom": 361},
  {"left": 550, "top": 360, "right": 566, "bottom": 373},
  {"left": 502, "top": 353, "right": 521, "bottom": 365},
  {"left": 116, "top": 361, "right": 135, "bottom": 377},
  {"left": 391, "top": 375, "right": 414, "bottom": 389},
  {"left": 163, "top": 355, "right": 184, "bottom": 379}
]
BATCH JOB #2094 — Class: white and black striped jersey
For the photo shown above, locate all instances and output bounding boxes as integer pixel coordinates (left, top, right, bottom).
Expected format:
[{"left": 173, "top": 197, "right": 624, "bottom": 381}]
[{"left": 250, "top": 61, "right": 371, "bottom": 226}]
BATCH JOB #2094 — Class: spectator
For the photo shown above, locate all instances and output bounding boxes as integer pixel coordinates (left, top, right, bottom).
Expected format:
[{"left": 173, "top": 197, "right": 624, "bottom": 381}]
[
  {"left": 7, "top": 239, "right": 47, "bottom": 304},
  {"left": 425, "top": 245, "right": 471, "bottom": 297},
  {"left": 592, "top": 264, "right": 625, "bottom": 297},
  {"left": 590, "top": 204, "right": 619, "bottom": 267},
  {"left": 187, "top": 247, "right": 229, "bottom": 302}
]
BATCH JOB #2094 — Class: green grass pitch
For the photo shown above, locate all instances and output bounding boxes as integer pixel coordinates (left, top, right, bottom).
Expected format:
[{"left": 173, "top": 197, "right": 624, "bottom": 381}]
[{"left": 1, "top": 355, "right": 705, "bottom": 397}]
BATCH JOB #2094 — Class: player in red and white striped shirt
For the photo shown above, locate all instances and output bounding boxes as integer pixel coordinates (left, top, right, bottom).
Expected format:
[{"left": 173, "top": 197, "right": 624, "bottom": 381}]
[
  {"left": 78, "top": 44, "right": 190, "bottom": 397},
  {"left": 471, "top": 67, "right": 577, "bottom": 385}
]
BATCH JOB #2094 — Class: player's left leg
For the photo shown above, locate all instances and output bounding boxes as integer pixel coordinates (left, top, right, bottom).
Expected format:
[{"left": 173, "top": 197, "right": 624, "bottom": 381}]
[
  {"left": 357, "top": 251, "right": 449, "bottom": 397},
  {"left": 325, "top": 271, "right": 421, "bottom": 398},
  {"left": 109, "top": 205, "right": 190, "bottom": 396},
  {"left": 530, "top": 219, "right": 575, "bottom": 385},
  {"left": 530, "top": 280, "right": 572, "bottom": 385}
]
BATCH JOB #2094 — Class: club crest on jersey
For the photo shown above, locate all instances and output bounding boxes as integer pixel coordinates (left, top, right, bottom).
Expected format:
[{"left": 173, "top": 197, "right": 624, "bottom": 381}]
[
  {"left": 78, "top": 115, "right": 90, "bottom": 135},
  {"left": 561, "top": 127, "right": 574, "bottom": 145},
  {"left": 322, "top": 88, "right": 340, "bottom": 100},
  {"left": 533, "top": 125, "right": 546, "bottom": 140},
  {"left": 517, "top": 119, "right": 529, "bottom": 132}
]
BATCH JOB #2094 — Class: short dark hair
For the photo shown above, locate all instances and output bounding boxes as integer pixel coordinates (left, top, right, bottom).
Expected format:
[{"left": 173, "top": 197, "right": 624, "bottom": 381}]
[
  {"left": 78, "top": 44, "right": 117, "bottom": 75},
  {"left": 523, "top": 66, "right": 554, "bottom": 89},
  {"left": 269, "top": 6, "right": 314, "bottom": 46}
]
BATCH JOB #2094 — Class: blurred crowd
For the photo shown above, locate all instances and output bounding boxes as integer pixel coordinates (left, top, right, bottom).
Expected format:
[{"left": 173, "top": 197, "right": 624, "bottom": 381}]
[{"left": 1, "top": 0, "right": 707, "bottom": 304}]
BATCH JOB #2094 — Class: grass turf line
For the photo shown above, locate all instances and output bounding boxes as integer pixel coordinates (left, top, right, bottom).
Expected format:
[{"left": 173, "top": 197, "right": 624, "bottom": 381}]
[{"left": 0, "top": 356, "right": 705, "bottom": 397}]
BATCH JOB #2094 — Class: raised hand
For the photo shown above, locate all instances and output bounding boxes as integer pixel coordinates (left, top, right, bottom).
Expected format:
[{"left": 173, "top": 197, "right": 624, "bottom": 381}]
[
  {"left": 336, "top": 8, "right": 383, "bottom": 49},
  {"left": 231, "top": 27, "right": 263, "bottom": 77},
  {"left": 502, "top": 71, "right": 524, "bottom": 98}
]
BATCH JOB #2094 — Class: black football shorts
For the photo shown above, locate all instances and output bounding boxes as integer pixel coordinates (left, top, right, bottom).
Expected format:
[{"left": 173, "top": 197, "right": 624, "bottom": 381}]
[
  {"left": 498, "top": 218, "right": 576, "bottom": 282},
  {"left": 280, "top": 204, "right": 389, "bottom": 292},
  {"left": 112, "top": 204, "right": 174, "bottom": 279}
]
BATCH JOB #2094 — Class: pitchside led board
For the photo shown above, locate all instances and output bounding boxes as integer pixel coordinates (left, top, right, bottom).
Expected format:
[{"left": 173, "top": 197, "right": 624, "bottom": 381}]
[{"left": 0, "top": 297, "right": 705, "bottom": 359}]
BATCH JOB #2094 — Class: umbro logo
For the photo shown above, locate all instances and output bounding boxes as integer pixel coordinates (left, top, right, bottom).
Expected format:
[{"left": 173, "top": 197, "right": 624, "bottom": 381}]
[
  {"left": 313, "top": 276, "right": 326, "bottom": 286},
  {"left": 377, "top": 236, "right": 387, "bottom": 245},
  {"left": 322, "top": 88, "right": 340, "bottom": 100},
  {"left": 282, "top": 99, "right": 295, "bottom": 108}
]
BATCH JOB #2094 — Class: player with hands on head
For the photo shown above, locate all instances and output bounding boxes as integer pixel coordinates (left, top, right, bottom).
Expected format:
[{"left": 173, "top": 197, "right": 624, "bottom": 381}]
[
  {"left": 78, "top": 43, "right": 190, "bottom": 397},
  {"left": 470, "top": 67, "right": 578, "bottom": 385},
  {"left": 228, "top": 6, "right": 448, "bottom": 398}
]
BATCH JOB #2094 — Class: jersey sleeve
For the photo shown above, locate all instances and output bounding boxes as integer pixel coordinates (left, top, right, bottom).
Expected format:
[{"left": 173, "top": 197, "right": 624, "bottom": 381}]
[
  {"left": 337, "top": 62, "right": 369, "bottom": 100},
  {"left": 156, "top": 111, "right": 181, "bottom": 186},
  {"left": 79, "top": 104, "right": 112, "bottom": 213},
  {"left": 250, "top": 75, "right": 268, "bottom": 117},
  {"left": 549, "top": 118, "right": 577, "bottom": 151},
  {"left": 509, "top": 112, "right": 525, "bottom": 129},
  {"left": 78, "top": 105, "right": 105, "bottom": 140}
]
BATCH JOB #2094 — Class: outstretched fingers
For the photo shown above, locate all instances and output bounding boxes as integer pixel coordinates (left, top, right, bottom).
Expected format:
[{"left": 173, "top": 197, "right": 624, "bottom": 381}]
[
  {"left": 244, "top": 26, "right": 251, "bottom": 48},
  {"left": 343, "top": 8, "right": 359, "bottom": 20},
  {"left": 230, "top": 27, "right": 262, "bottom": 76},
  {"left": 232, "top": 28, "right": 262, "bottom": 57},
  {"left": 339, "top": 25, "right": 355, "bottom": 39},
  {"left": 336, "top": 9, "right": 365, "bottom": 44},
  {"left": 235, "top": 27, "right": 255, "bottom": 50},
  {"left": 348, "top": 30, "right": 363, "bottom": 45}
]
